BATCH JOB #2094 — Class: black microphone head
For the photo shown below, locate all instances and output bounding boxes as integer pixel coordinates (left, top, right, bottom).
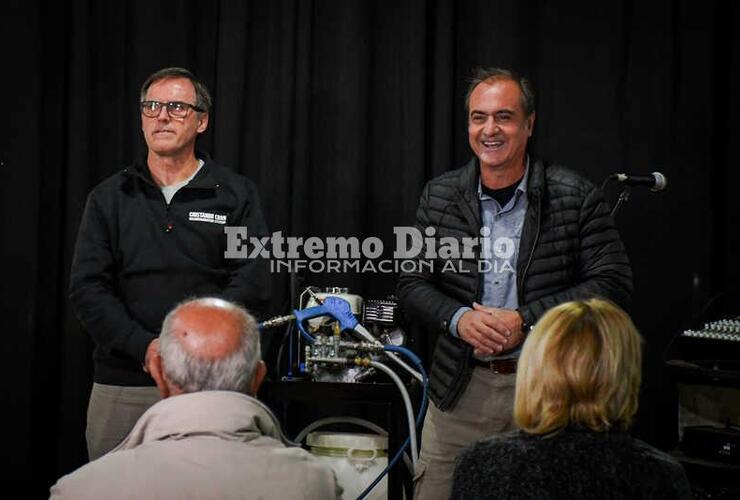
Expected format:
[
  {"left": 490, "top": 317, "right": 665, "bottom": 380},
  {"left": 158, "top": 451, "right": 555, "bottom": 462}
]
[
  {"left": 650, "top": 172, "right": 668, "bottom": 192},
  {"left": 614, "top": 172, "right": 668, "bottom": 191}
]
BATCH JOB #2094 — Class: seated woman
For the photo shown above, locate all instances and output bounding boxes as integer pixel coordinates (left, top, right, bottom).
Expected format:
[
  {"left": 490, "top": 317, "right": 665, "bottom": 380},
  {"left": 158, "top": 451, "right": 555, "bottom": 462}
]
[{"left": 451, "top": 299, "right": 692, "bottom": 500}]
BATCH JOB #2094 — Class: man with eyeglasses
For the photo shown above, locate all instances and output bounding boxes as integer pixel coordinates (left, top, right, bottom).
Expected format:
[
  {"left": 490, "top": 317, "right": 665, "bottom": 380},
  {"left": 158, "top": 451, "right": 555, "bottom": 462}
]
[{"left": 69, "top": 67, "right": 271, "bottom": 461}]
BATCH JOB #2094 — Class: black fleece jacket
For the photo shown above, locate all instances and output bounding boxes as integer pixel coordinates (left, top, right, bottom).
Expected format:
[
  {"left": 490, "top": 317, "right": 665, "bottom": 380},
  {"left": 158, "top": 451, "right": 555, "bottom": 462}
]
[
  {"left": 451, "top": 428, "right": 692, "bottom": 500},
  {"left": 69, "top": 154, "right": 270, "bottom": 385},
  {"left": 398, "top": 159, "right": 632, "bottom": 410}
]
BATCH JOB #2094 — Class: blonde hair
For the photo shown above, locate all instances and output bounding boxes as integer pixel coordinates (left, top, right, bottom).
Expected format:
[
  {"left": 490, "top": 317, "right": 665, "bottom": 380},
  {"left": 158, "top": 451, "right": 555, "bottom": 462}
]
[{"left": 514, "top": 299, "right": 642, "bottom": 435}]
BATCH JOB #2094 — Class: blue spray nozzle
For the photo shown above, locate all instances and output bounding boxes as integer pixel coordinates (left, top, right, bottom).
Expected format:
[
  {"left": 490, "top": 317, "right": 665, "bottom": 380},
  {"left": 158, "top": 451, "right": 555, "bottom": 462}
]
[{"left": 292, "top": 296, "right": 359, "bottom": 343}]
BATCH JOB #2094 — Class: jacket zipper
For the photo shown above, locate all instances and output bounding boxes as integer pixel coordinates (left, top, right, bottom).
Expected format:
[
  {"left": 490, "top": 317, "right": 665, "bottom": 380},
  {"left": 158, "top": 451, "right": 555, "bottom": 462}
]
[{"left": 518, "top": 194, "right": 541, "bottom": 303}]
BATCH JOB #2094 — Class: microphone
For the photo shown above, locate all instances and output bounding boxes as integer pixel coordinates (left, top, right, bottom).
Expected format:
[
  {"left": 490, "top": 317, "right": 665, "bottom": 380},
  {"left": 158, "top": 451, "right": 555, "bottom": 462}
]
[{"left": 614, "top": 172, "right": 668, "bottom": 192}]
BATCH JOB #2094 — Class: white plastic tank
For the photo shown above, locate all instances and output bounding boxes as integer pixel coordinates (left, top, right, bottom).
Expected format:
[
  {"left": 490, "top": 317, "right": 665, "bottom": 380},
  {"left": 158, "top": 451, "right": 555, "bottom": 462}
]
[{"left": 306, "top": 432, "right": 388, "bottom": 500}]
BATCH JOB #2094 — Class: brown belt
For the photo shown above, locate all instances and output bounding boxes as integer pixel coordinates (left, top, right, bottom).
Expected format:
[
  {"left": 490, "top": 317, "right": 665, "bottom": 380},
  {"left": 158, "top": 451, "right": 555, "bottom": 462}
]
[{"left": 472, "top": 358, "right": 518, "bottom": 374}]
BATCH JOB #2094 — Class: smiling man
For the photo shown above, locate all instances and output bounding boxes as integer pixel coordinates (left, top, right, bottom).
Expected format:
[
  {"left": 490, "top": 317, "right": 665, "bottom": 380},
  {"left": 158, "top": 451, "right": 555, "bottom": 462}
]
[
  {"left": 398, "top": 67, "right": 633, "bottom": 499},
  {"left": 69, "top": 67, "right": 271, "bottom": 461}
]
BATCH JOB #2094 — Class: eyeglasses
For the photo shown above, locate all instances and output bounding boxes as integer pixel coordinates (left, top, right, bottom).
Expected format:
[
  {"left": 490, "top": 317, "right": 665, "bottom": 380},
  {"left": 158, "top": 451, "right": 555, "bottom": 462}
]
[{"left": 140, "top": 100, "right": 205, "bottom": 118}]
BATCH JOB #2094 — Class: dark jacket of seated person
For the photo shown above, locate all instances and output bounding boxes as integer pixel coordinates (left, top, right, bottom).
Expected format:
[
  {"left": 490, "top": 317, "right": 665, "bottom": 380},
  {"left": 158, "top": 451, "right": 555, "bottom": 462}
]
[{"left": 451, "top": 299, "right": 692, "bottom": 500}]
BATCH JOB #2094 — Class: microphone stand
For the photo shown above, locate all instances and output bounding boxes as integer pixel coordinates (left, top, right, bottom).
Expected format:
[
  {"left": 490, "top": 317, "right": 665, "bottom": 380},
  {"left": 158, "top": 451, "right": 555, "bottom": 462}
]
[
  {"left": 610, "top": 186, "right": 631, "bottom": 218},
  {"left": 601, "top": 174, "right": 631, "bottom": 218}
]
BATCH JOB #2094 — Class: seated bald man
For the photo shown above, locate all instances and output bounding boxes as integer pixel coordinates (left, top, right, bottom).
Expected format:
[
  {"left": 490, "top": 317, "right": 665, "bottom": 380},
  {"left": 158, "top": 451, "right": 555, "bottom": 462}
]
[{"left": 51, "top": 297, "right": 341, "bottom": 500}]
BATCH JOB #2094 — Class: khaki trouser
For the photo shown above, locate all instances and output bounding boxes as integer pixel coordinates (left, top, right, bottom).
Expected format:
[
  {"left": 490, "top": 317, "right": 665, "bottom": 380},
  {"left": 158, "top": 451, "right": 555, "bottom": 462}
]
[
  {"left": 86, "top": 383, "right": 161, "bottom": 460},
  {"left": 413, "top": 368, "right": 516, "bottom": 500}
]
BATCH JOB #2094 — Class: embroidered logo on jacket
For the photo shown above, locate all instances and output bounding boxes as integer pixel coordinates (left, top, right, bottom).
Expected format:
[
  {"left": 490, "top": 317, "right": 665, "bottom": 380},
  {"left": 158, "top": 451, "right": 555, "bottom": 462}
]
[{"left": 189, "top": 211, "right": 227, "bottom": 224}]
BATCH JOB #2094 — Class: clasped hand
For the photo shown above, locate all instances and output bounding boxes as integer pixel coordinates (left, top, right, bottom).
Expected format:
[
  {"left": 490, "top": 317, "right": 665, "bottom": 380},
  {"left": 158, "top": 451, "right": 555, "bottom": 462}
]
[{"left": 457, "top": 303, "right": 524, "bottom": 356}]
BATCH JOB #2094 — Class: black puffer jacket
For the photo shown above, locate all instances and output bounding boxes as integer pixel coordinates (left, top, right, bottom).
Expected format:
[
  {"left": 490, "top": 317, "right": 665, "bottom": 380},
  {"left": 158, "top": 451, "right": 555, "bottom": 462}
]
[{"left": 398, "top": 159, "right": 632, "bottom": 410}]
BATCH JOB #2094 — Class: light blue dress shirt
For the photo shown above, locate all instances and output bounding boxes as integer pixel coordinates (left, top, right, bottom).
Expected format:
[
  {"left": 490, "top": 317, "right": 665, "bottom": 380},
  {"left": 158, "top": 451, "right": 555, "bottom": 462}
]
[{"left": 449, "top": 162, "right": 530, "bottom": 360}]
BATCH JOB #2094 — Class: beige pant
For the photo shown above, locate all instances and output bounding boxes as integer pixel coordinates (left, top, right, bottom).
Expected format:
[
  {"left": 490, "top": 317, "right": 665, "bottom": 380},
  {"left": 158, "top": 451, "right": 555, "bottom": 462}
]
[
  {"left": 413, "top": 368, "right": 516, "bottom": 500},
  {"left": 86, "top": 383, "right": 161, "bottom": 461}
]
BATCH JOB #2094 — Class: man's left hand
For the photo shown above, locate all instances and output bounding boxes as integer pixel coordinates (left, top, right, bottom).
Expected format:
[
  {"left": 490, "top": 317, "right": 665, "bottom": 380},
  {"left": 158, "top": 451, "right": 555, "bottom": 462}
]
[{"left": 471, "top": 303, "right": 524, "bottom": 356}]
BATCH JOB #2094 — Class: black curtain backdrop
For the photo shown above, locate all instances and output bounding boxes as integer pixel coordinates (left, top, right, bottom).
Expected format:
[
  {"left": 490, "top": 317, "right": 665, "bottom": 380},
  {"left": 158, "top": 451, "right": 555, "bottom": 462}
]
[{"left": 2, "top": 0, "right": 739, "bottom": 494}]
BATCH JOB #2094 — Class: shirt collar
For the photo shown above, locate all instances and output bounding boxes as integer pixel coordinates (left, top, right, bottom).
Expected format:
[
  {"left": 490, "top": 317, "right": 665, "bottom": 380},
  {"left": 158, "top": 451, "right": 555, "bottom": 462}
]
[
  {"left": 477, "top": 156, "right": 530, "bottom": 201},
  {"left": 111, "top": 391, "right": 284, "bottom": 450}
]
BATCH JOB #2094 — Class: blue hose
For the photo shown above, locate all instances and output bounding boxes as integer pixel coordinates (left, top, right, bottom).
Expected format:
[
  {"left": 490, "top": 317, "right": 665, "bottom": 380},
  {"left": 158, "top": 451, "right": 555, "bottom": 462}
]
[{"left": 356, "top": 345, "right": 429, "bottom": 500}]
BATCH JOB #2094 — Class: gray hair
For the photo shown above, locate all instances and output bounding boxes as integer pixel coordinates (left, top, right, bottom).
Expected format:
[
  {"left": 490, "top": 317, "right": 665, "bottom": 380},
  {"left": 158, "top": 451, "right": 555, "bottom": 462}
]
[
  {"left": 159, "top": 297, "right": 260, "bottom": 394},
  {"left": 464, "top": 67, "right": 536, "bottom": 117},
  {"left": 140, "top": 67, "right": 212, "bottom": 113}
]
